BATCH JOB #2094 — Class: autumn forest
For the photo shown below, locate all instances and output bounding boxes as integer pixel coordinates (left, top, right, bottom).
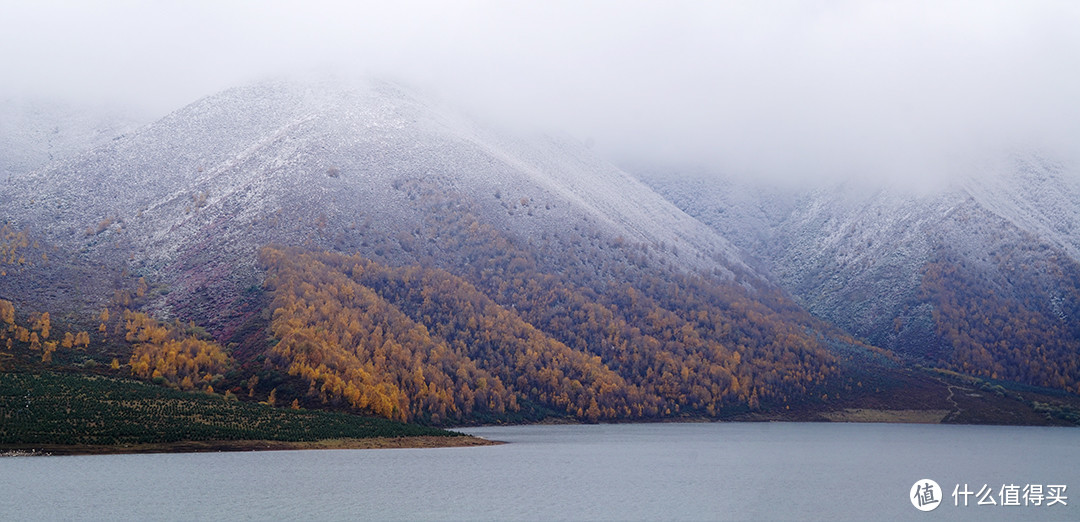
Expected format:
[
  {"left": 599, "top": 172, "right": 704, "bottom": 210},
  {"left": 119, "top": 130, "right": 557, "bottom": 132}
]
[{"left": 4, "top": 169, "right": 1080, "bottom": 427}]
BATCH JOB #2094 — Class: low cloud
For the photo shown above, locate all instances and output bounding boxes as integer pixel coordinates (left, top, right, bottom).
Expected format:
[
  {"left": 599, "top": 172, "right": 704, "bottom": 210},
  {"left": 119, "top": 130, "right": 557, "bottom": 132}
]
[{"left": 2, "top": 1, "right": 1077, "bottom": 186}]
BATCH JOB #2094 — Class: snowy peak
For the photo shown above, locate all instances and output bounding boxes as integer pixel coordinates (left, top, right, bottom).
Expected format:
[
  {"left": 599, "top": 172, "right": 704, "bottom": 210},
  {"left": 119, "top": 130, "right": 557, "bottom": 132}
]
[
  {"left": 959, "top": 154, "right": 1080, "bottom": 260},
  {"left": 0, "top": 97, "right": 143, "bottom": 181},
  {"left": 638, "top": 157, "right": 1080, "bottom": 395},
  {"left": 0, "top": 77, "right": 762, "bottom": 333}
]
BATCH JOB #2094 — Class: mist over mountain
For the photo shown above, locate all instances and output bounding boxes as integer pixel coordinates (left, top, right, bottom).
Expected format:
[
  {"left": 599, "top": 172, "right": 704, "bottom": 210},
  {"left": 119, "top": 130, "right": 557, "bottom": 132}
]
[
  {"left": 4, "top": 79, "right": 755, "bottom": 323},
  {"left": 639, "top": 154, "right": 1080, "bottom": 394},
  {"left": 0, "top": 73, "right": 1077, "bottom": 424},
  {"left": 3, "top": 78, "right": 879, "bottom": 423},
  {"left": 0, "top": 97, "right": 142, "bottom": 182},
  {"left": 5, "top": 2, "right": 1079, "bottom": 189}
]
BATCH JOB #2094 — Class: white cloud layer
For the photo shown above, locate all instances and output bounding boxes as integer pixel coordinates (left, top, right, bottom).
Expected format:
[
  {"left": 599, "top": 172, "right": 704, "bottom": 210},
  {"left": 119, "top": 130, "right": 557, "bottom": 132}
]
[{"left": 2, "top": 0, "right": 1078, "bottom": 185}]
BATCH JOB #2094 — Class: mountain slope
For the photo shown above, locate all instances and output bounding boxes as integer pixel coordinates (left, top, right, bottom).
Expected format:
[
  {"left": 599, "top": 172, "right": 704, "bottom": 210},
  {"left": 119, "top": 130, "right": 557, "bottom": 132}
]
[
  {"left": 0, "top": 97, "right": 141, "bottom": 182},
  {"left": 1, "top": 79, "right": 749, "bottom": 334},
  {"left": 639, "top": 156, "right": 1080, "bottom": 393},
  {"left": 0, "top": 78, "right": 869, "bottom": 423},
  {"left": 962, "top": 156, "right": 1080, "bottom": 260}
]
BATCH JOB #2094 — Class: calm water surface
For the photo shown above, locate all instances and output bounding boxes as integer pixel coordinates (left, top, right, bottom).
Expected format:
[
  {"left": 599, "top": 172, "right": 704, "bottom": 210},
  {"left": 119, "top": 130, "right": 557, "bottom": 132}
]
[{"left": 1, "top": 422, "right": 1077, "bottom": 521}]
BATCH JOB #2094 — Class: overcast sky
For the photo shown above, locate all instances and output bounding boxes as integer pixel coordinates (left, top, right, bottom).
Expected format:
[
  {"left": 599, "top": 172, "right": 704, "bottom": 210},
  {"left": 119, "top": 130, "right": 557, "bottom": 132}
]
[{"left": 2, "top": 0, "right": 1078, "bottom": 185}]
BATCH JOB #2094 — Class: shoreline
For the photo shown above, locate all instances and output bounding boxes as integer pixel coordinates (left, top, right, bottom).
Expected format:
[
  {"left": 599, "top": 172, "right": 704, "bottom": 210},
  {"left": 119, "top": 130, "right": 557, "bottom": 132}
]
[
  {"left": 0, "top": 435, "right": 503, "bottom": 457},
  {"left": 6, "top": 405, "right": 1075, "bottom": 458}
]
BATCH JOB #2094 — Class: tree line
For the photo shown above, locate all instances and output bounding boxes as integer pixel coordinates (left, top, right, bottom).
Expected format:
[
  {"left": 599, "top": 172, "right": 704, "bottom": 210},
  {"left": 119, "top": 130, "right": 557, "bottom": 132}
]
[
  {"left": 260, "top": 242, "right": 840, "bottom": 423},
  {"left": 921, "top": 246, "right": 1080, "bottom": 394}
]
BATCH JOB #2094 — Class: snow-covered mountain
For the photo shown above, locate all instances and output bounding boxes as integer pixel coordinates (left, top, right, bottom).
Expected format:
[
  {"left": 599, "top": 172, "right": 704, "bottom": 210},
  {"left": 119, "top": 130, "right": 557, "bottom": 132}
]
[
  {"left": 0, "top": 97, "right": 142, "bottom": 182},
  {"left": 962, "top": 155, "right": 1080, "bottom": 261},
  {"left": 4, "top": 78, "right": 1078, "bottom": 419},
  {"left": 0, "top": 78, "right": 754, "bottom": 334},
  {"left": 640, "top": 157, "right": 1080, "bottom": 391}
]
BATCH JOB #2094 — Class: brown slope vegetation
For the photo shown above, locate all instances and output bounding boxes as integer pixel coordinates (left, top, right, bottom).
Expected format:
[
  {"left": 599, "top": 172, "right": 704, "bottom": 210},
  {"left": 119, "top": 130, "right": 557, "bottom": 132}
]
[
  {"left": 380, "top": 180, "right": 844, "bottom": 413},
  {"left": 0, "top": 223, "right": 31, "bottom": 275},
  {"left": 259, "top": 244, "right": 844, "bottom": 424},
  {"left": 640, "top": 166, "right": 1080, "bottom": 405},
  {"left": 1, "top": 297, "right": 92, "bottom": 369},
  {"left": 4, "top": 173, "right": 855, "bottom": 426},
  {"left": 125, "top": 310, "right": 232, "bottom": 392},
  {"left": 920, "top": 244, "right": 1080, "bottom": 394},
  {"left": 2, "top": 294, "right": 232, "bottom": 394},
  {"left": 296, "top": 251, "right": 644, "bottom": 421},
  {"left": 260, "top": 247, "right": 515, "bottom": 423}
]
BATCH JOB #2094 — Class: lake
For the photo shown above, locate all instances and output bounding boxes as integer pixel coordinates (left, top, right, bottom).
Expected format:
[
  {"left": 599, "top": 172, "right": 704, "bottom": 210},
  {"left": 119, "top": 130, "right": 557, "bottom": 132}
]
[{"left": 1, "top": 422, "right": 1077, "bottom": 520}]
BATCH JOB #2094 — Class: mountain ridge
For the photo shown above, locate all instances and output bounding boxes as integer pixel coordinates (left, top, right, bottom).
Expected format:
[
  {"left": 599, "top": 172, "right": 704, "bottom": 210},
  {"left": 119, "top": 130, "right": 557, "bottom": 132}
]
[
  {"left": 1, "top": 78, "right": 758, "bottom": 332},
  {"left": 0, "top": 78, "right": 865, "bottom": 424},
  {"left": 2, "top": 78, "right": 1078, "bottom": 425},
  {"left": 639, "top": 156, "right": 1080, "bottom": 394}
]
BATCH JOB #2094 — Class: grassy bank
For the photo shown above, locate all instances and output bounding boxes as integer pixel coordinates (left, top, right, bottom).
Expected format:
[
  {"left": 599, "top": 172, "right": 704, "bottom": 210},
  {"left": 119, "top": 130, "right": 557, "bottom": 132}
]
[{"left": 0, "top": 372, "right": 488, "bottom": 454}]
